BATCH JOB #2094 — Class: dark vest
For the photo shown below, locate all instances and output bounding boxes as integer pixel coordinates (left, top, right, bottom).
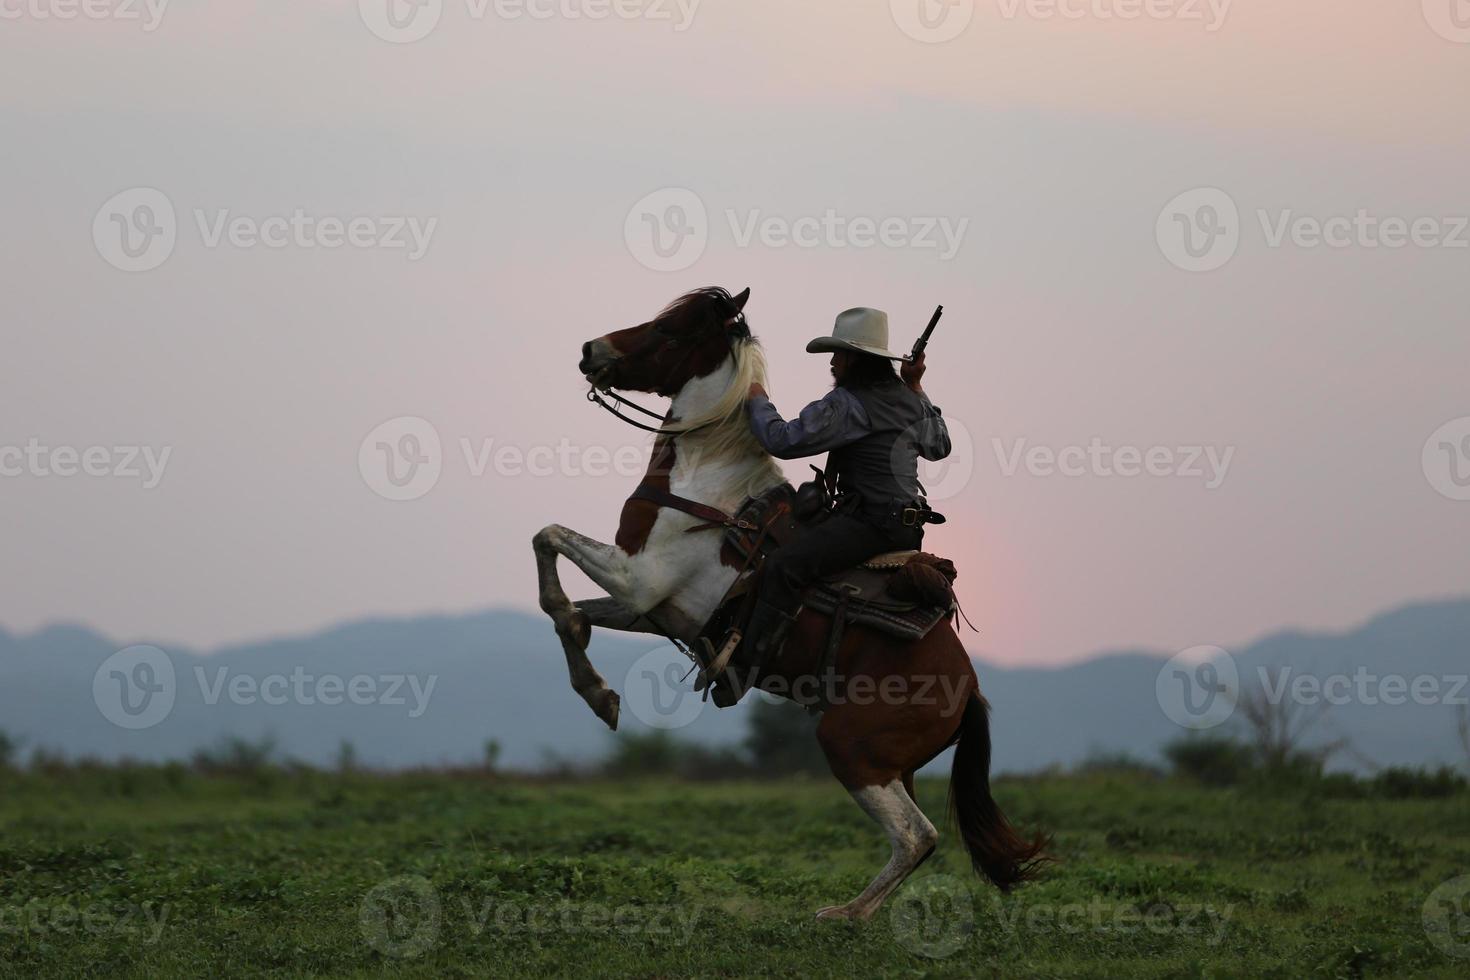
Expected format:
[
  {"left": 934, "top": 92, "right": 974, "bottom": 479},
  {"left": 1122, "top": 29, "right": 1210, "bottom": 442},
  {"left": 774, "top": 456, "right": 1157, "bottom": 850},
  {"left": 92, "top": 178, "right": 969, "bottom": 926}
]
[{"left": 827, "top": 381, "right": 929, "bottom": 511}]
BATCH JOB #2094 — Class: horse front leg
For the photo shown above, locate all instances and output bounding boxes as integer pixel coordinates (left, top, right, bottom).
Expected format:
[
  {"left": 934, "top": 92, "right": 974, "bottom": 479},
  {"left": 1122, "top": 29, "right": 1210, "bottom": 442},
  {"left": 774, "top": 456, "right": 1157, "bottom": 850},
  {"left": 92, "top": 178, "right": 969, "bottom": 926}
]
[{"left": 533, "top": 524, "right": 663, "bottom": 730}]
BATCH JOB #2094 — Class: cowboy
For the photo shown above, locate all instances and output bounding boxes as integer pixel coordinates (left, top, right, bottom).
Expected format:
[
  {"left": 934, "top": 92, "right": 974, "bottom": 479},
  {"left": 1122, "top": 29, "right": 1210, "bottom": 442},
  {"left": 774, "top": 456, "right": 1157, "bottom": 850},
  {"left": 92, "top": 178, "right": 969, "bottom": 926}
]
[{"left": 741, "top": 307, "right": 952, "bottom": 667}]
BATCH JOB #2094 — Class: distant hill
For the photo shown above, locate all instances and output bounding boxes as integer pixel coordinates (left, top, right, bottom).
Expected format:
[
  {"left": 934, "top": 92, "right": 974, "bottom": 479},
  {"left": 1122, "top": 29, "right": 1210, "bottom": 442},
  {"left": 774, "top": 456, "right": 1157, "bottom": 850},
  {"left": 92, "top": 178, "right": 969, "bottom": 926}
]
[{"left": 1, "top": 599, "right": 1467, "bottom": 774}]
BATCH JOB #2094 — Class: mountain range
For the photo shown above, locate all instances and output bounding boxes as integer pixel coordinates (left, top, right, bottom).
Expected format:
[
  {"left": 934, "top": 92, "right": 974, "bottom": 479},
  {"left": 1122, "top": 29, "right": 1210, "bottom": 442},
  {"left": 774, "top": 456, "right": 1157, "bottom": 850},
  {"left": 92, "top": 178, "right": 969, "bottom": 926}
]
[{"left": 1, "top": 598, "right": 1466, "bottom": 774}]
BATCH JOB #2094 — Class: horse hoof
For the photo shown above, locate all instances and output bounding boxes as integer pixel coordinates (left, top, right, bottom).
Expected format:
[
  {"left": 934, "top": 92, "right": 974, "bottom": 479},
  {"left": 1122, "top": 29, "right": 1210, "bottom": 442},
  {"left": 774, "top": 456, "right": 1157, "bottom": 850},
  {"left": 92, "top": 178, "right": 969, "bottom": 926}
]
[{"left": 596, "top": 690, "right": 621, "bottom": 731}]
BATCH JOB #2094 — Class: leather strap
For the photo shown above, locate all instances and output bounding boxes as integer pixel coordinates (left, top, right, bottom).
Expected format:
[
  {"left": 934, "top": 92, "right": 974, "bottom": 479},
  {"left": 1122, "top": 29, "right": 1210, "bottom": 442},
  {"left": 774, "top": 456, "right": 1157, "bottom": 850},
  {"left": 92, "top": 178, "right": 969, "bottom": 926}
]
[{"left": 629, "top": 484, "right": 755, "bottom": 533}]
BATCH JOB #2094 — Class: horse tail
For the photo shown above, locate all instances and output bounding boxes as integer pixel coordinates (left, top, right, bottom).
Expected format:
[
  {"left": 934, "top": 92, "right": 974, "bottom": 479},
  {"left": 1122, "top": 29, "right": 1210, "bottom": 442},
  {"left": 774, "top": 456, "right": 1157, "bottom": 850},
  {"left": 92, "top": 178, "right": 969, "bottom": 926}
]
[{"left": 947, "top": 692, "right": 1051, "bottom": 891}]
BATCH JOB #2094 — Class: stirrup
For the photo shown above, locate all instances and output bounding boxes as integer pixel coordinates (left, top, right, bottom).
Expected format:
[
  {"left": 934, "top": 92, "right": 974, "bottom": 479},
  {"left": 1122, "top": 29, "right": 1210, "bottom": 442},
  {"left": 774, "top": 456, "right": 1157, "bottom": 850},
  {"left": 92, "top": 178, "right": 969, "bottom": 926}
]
[{"left": 694, "top": 630, "right": 741, "bottom": 695}]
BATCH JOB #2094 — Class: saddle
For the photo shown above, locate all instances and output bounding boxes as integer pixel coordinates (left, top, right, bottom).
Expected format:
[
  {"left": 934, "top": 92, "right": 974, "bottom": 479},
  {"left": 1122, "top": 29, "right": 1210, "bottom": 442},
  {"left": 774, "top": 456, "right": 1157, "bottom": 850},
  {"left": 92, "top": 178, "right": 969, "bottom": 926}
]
[{"left": 714, "top": 485, "right": 959, "bottom": 645}]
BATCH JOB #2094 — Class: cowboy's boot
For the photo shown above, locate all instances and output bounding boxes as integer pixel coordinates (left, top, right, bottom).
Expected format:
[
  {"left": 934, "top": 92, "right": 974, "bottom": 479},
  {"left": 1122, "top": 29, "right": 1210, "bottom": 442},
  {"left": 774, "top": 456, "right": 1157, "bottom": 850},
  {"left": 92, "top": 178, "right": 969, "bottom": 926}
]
[
  {"left": 745, "top": 598, "right": 799, "bottom": 667},
  {"left": 709, "top": 600, "right": 798, "bottom": 708}
]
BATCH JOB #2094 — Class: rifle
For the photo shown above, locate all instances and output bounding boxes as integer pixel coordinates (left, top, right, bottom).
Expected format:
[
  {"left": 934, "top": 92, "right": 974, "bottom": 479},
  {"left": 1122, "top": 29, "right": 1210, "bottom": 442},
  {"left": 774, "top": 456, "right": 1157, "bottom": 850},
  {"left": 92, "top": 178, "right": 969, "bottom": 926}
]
[{"left": 904, "top": 305, "right": 944, "bottom": 362}]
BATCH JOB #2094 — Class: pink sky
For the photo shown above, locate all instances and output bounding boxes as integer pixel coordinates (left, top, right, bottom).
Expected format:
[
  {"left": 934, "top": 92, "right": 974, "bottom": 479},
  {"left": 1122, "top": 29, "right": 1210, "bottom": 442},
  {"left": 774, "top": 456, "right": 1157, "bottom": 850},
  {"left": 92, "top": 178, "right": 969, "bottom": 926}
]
[{"left": 2, "top": 1, "right": 1467, "bottom": 665}]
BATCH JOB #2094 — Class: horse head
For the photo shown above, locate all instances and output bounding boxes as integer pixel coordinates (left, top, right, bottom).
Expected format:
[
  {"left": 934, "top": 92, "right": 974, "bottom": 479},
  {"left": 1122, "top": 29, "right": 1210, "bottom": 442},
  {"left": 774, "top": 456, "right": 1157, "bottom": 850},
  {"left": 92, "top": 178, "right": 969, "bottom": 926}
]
[{"left": 580, "top": 287, "right": 752, "bottom": 397}]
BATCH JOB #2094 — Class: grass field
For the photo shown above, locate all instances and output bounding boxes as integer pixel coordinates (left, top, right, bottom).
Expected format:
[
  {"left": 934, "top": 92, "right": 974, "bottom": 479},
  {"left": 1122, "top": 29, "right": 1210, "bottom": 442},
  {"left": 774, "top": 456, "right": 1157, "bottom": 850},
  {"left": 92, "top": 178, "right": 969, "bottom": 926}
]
[{"left": 1, "top": 768, "right": 1467, "bottom": 978}]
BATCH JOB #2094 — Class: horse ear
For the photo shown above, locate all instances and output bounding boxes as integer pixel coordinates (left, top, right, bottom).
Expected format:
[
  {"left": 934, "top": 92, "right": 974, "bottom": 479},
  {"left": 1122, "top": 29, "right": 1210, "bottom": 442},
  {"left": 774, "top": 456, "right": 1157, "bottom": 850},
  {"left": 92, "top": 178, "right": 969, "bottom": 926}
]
[{"left": 731, "top": 287, "right": 751, "bottom": 311}]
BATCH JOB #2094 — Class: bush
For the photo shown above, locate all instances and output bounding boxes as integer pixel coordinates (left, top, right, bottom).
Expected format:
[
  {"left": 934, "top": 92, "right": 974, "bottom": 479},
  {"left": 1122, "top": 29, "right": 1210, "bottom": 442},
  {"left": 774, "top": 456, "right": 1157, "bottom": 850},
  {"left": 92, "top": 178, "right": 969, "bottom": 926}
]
[
  {"left": 0, "top": 729, "right": 20, "bottom": 770},
  {"left": 1367, "top": 766, "right": 1467, "bottom": 799},
  {"left": 600, "top": 730, "right": 749, "bottom": 780},
  {"left": 743, "top": 698, "right": 828, "bottom": 776},
  {"left": 191, "top": 734, "right": 279, "bottom": 774},
  {"left": 1075, "top": 749, "right": 1164, "bottom": 778},
  {"left": 1163, "top": 735, "right": 1257, "bottom": 786}
]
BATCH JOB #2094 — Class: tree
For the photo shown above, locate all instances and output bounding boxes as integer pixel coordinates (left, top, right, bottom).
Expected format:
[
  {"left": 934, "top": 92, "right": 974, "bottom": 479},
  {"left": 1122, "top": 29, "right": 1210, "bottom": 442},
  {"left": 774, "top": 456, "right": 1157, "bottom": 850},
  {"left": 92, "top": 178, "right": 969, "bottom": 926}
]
[
  {"left": 743, "top": 697, "right": 828, "bottom": 776},
  {"left": 1236, "top": 667, "right": 1346, "bottom": 773},
  {"left": 1458, "top": 704, "right": 1470, "bottom": 772}
]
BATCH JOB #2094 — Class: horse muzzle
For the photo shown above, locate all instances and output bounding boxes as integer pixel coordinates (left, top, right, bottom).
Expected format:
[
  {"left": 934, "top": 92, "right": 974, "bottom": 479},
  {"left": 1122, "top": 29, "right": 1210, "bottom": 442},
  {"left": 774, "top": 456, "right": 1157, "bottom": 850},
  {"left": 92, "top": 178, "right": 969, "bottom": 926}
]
[{"left": 579, "top": 338, "right": 619, "bottom": 388}]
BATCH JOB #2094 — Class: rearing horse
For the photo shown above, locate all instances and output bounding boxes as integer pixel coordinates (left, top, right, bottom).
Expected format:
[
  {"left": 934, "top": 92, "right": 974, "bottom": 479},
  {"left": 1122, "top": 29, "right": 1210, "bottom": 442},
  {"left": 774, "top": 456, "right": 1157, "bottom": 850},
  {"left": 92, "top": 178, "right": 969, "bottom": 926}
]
[{"left": 533, "top": 286, "right": 1048, "bottom": 920}]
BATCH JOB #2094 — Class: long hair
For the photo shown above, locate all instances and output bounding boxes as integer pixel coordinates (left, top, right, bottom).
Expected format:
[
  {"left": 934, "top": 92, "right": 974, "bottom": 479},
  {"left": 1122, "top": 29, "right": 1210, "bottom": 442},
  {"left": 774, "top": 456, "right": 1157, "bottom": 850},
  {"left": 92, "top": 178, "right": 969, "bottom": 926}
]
[{"left": 837, "top": 351, "right": 901, "bottom": 391}]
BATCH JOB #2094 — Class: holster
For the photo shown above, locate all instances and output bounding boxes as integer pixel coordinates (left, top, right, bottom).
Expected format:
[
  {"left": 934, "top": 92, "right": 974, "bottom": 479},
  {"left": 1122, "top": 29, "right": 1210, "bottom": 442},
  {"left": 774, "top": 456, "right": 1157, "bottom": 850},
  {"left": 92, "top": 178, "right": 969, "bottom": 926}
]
[{"left": 793, "top": 464, "right": 837, "bottom": 524}]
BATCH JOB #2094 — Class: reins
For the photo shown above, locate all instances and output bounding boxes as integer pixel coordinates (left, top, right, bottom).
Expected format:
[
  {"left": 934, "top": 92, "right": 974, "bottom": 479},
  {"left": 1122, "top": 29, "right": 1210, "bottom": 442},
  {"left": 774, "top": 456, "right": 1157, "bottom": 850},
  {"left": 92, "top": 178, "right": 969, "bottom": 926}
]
[
  {"left": 585, "top": 387, "right": 675, "bottom": 435},
  {"left": 584, "top": 310, "right": 749, "bottom": 439}
]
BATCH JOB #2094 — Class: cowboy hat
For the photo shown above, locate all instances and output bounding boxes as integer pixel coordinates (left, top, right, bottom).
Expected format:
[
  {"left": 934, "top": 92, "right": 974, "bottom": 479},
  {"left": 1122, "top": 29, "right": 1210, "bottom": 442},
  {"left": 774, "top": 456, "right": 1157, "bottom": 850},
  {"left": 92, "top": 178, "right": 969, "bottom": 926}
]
[{"left": 805, "top": 308, "right": 905, "bottom": 361}]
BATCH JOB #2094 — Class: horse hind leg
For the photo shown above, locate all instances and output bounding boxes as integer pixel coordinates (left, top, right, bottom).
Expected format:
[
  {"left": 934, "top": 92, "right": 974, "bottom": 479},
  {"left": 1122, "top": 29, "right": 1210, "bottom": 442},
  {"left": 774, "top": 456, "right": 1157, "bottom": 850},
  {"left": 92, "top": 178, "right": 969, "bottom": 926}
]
[{"left": 816, "top": 778, "right": 939, "bottom": 922}]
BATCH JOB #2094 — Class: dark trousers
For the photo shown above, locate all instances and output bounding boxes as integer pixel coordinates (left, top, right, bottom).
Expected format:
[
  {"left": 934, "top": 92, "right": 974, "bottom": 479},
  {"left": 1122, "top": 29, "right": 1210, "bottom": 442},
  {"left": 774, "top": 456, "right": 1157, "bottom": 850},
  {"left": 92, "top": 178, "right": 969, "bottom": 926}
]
[{"left": 759, "top": 512, "right": 923, "bottom": 614}]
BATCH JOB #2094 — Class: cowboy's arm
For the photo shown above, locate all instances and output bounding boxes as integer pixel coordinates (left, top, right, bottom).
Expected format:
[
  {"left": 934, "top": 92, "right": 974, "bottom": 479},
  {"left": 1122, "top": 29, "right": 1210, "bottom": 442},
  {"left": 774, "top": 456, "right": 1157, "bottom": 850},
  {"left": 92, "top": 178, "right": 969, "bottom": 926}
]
[
  {"left": 746, "top": 387, "right": 870, "bottom": 459},
  {"left": 914, "top": 394, "right": 952, "bottom": 461}
]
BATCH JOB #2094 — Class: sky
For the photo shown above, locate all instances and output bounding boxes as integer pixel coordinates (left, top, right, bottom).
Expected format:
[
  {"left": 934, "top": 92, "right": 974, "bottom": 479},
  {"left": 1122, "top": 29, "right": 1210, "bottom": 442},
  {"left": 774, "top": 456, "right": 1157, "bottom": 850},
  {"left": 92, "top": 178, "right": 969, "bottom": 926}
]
[{"left": 2, "top": 0, "right": 1467, "bottom": 666}]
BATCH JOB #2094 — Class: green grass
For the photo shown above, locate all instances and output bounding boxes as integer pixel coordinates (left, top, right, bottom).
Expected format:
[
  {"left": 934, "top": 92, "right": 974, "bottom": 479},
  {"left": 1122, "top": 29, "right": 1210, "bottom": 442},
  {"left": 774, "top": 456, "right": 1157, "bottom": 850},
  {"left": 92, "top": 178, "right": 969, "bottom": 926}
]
[{"left": 0, "top": 768, "right": 1466, "bottom": 978}]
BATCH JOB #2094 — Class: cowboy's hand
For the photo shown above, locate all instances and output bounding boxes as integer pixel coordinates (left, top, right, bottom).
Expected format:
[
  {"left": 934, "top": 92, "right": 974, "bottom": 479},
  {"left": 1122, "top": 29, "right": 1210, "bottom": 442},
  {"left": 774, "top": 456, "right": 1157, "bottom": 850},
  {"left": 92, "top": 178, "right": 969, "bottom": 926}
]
[
  {"left": 748, "top": 381, "right": 767, "bottom": 400},
  {"left": 901, "top": 353, "right": 926, "bottom": 392}
]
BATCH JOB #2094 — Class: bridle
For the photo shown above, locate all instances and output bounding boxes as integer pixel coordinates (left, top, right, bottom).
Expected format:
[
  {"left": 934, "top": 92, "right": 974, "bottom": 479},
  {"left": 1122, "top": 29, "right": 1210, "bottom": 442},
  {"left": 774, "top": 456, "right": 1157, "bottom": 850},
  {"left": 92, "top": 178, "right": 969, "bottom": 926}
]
[{"left": 585, "top": 309, "right": 749, "bottom": 439}]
